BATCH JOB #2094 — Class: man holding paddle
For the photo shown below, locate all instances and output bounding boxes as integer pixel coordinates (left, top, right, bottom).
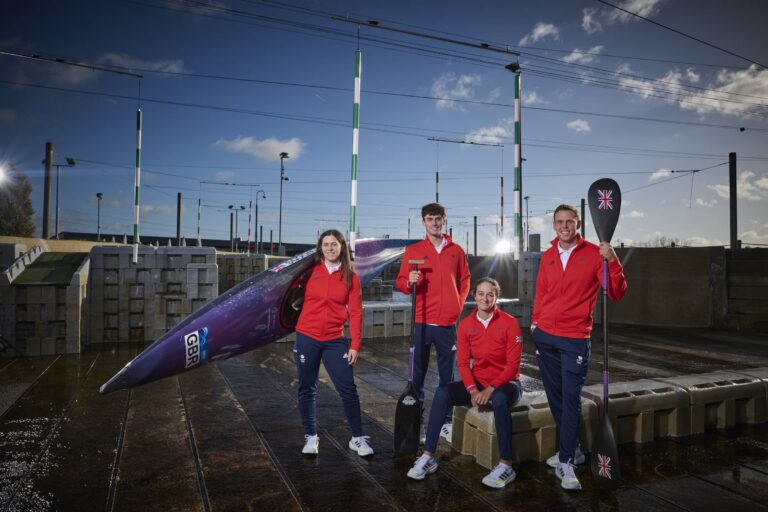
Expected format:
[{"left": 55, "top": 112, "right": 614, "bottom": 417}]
[
  {"left": 396, "top": 203, "right": 471, "bottom": 443},
  {"left": 532, "top": 204, "right": 627, "bottom": 490}
]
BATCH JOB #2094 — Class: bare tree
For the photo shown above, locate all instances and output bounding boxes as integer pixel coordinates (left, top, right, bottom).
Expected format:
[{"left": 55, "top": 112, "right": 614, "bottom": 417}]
[{"left": 0, "top": 165, "right": 35, "bottom": 237}]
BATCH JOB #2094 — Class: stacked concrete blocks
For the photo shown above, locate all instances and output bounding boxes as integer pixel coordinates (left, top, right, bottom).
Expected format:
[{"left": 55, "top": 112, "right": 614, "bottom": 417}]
[
  {"left": 89, "top": 246, "right": 217, "bottom": 345},
  {"left": 655, "top": 371, "right": 767, "bottom": 433},
  {"left": 217, "top": 254, "right": 268, "bottom": 293},
  {"left": 451, "top": 392, "right": 598, "bottom": 469},
  {"left": 581, "top": 379, "right": 691, "bottom": 444}
]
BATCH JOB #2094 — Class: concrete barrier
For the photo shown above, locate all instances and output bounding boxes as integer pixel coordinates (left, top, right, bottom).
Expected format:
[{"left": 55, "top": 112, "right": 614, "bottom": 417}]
[
  {"left": 217, "top": 254, "right": 268, "bottom": 293},
  {"left": 451, "top": 392, "right": 598, "bottom": 469},
  {"left": 654, "top": 371, "right": 767, "bottom": 433},
  {"left": 581, "top": 379, "right": 690, "bottom": 444},
  {"left": 89, "top": 246, "right": 217, "bottom": 345}
]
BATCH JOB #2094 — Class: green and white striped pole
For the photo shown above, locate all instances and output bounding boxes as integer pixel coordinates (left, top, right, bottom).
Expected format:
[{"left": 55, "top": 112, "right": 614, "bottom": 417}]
[
  {"left": 513, "top": 70, "right": 522, "bottom": 258},
  {"left": 132, "top": 108, "right": 142, "bottom": 264},
  {"left": 349, "top": 49, "right": 361, "bottom": 256}
]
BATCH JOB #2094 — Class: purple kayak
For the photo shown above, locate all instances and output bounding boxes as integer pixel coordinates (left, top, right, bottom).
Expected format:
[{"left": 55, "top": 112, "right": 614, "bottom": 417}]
[{"left": 100, "top": 238, "right": 409, "bottom": 394}]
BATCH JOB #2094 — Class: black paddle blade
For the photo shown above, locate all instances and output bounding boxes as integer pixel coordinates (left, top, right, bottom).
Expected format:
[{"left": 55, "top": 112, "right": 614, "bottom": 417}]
[
  {"left": 394, "top": 382, "right": 420, "bottom": 453},
  {"left": 588, "top": 178, "right": 622, "bottom": 243},
  {"left": 590, "top": 412, "right": 621, "bottom": 488}
]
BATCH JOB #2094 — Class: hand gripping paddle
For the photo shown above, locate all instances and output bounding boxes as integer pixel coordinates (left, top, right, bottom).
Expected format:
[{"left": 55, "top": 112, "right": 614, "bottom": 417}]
[
  {"left": 394, "top": 260, "right": 424, "bottom": 453},
  {"left": 588, "top": 178, "right": 622, "bottom": 489}
]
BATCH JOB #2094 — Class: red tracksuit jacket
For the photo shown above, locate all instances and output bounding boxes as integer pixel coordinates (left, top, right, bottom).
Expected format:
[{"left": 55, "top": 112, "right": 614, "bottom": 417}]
[
  {"left": 396, "top": 235, "right": 471, "bottom": 326},
  {"left": 532, "top": 235, "right": 627, "bottom": 339},
  {"left": 457, "top": 308, "right": 523, "bottom": 391},
  {"left": 295, "top": 262, "right": 363, "bottom": 351}
]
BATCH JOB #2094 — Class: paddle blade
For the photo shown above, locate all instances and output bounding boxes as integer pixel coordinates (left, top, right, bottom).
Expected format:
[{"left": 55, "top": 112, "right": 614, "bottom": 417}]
[
  {"left": 394, "top": 382, "right": 421, "bottom": 453},
  {"left": 591, "top": 411, "right": 621, "bottom": 489},
  {"left": 588, "top": 178, "right": 622, "bottom": 243}
]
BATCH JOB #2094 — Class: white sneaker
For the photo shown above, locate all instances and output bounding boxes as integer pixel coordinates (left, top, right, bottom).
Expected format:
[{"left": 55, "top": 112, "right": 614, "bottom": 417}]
[
  {"left": 419, "top": 423, "right": 426, "bottom": 445},
  {"left": 302, "top": 434, "right": 319, "bottom": 455},
  {"left": 349, "top": 436, "right": 374, "bottom": 457},
  {"left": 406, "top": 454, "right": 438, "bottom": 480},
  {"left": 482, "top": 462, "right": 516, "bottom": 488},
  {"left": 556, "top": 462, "right": 582, "bottom": 491},
  {"left": 546, "top": 445, "right": 586, "bottom": 468},
  {"left": 439, "top": 423, "right": 453, "bottom": 443}
]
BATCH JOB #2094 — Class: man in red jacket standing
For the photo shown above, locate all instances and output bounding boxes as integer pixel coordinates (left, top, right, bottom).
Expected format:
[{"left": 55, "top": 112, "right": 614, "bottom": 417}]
[
  {"left": 532, "top": 204, "right": 627, "bottom": 491},
  {"left": 396, "top": 203, "right": 471, "bottom": 442}
]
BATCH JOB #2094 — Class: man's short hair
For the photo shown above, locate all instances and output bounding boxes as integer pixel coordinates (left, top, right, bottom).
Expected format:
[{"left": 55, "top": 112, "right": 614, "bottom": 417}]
[
  {"left": 421, "top": 203, "right": 446, "bottom": 219},
  {"left": 553, "top": 204, "right": 580, "bottom": 221}
]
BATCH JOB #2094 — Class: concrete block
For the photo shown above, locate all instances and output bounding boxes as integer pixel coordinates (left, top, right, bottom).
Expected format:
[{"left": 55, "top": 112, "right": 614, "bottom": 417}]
[
  {"left": 582, "top": 379, "right": 690, "bottom": 443},
  {"left": 41, "top": 338, "right": 56, "bottom": 355},
  {"left": 655, "top": 371, "right": 767, "bottom": 432}
]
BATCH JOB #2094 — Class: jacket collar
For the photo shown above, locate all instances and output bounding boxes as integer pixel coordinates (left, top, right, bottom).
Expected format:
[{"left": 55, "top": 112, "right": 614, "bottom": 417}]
[{"left": 549, "top": 234, "right": 585, "bottom": 252}]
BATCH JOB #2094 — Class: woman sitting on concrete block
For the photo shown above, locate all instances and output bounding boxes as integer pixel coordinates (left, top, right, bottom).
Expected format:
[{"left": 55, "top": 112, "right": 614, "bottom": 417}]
[{"left": 407, "top": 277, "right": 523, "bottom": 488}]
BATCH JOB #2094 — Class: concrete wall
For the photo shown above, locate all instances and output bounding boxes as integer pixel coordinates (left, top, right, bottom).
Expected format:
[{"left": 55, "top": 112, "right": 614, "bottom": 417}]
[
  {"left": 217, "top": 254, "right": 268, "bottom": 293},
  {"left": 0, "top": 243, "right": 28, "bottom": 272},
  {"left": 602, "top": 247, "right": 727, "bottom": 328},
  {"left": 88, "top": 246, "right": 218, "bottom": 345}
]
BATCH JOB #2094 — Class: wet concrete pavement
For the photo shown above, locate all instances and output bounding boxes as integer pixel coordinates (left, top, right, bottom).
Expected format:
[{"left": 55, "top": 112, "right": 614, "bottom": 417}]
[{"left": 1, "top": 326, "right": 768, "bottom": 511}]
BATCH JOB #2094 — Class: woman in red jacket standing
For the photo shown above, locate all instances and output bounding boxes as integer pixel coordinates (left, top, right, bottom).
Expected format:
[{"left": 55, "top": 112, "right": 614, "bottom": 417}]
[{"left": 294, "top": 229, "right": 373, "bottom": 457}]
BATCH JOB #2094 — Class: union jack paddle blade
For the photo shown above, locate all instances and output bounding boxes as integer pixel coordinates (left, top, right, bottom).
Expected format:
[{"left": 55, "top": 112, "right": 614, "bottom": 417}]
[
  {"left": 588, "top": 178, "right": 622, "bottom": 243},
  {"left": 591, "top": 401, "right": 622, "bottom": 488}
]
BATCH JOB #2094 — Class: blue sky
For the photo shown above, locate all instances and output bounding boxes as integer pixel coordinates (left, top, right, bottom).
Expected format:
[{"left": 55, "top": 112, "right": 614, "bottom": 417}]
[{"left": 1, "top": 0, "right": 767, "bottom": 253}]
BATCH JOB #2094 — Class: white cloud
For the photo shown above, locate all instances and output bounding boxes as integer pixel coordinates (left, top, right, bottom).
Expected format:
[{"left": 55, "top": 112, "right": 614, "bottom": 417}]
[
  {"left": 107, "top": 199, "right": 122, "bottom": 209},
  {"left": 466, "top": 124, "right": 511, "bottom": 145},
  {"left": 527, "top": 215, "right": 549, "bottom": 233},
  {"left": 214, "top": 136, "right": 305, "bottom": 161},
  {"left": 215, "top": 170, "right": 235, "bottom": 182},
  {"left": 607, "top": 0, "right": 667, "bottom": 23},
  {"left": 582, "top": 0, "right": 666, "bottom": 34},
  {"left": 740, "top": 230, "right": 768, "bottom": 244},
  {"left": 562, "top": 46, "right": 605, "bottom": 65},
  {"left": 708, "top": 171, "right": 768, "bottom": 201},
  {"left": 622, "top": 210, "right": 644, "bottom": 219},
  {"left": 695, "top": 197, "right": 718, "bottom": 207},
  {"left": 519, "top": 22, "right": 560, "bottom": 46},
  {"left": 618, "top": 62, "right": 768, "bottom": 118},
  {"left": 582, "top": 7, "right": 602, "bottom": 34},
  {"left": 0, "top": 109, "right": 16, "bottom": 126},
  {"left": 522, "top": 91, "right": 546, "bottom": 105},
  {"left": 431, "top": 72, "right": 482, "bottom": 111},
  {"left": 650, "top": 168, "right": 671, "bottom": 180},
  {"left": 686, "top": 236, "right": 723, "bottom": 247},
  {"left": 566, "top": 119, "right": 591, "bottom": 132},
  {"left": 141, "top": 204, "right": 177, "bottom": 215}
]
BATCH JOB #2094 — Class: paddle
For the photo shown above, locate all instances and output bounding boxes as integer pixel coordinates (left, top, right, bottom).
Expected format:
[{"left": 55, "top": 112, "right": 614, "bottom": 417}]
[
  {"left": 394, "top": 259, "right": 424, "bottom": 453},
  {"left": 587, "top": 178, "right": 622, "bottom": 488}
]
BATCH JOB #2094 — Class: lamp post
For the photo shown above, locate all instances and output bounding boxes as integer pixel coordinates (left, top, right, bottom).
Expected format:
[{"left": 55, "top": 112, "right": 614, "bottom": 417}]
[
  {"left": 229, "top": 204, "right": 245, "bottom": 252},
  {"left": 278, "top": 152, "right": 289, "bottom": 256},
  {"left": 254, "top": 190, "right": 266, "bottom": 254},
  {"left": 96, "top": 192, "right": 103, "bottom": 241},
  {"left": 51, "top": 157, "right": 75, "bottom": 239}
]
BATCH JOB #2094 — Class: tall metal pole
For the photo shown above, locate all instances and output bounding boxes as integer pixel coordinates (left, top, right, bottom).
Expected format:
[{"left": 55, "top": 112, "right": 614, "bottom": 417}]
[
  {"left": 407, "top": 217, "right": 410, "bottom": 239},
  {"left": 229, "top": 212, "right": 234, "bottom": 252},
  {"left": 255, "top": 190, "right": 265, "bottom": 254},
  {"left": 524, "top": 195, "right": 530, "bottom": 251},
  {"left": 473, "top": 215, "right": 477, "bottom": 256},
  {"left": 55, "top": 164, "right": 61, "bottom": 239},
  {"left": 500, "top": 176, "right": 504, "bottom": 242},
  {"left": 279, "top": 152, "right": 289, "bottom": 255},
  {"left": 349, "top": 48, "right": 361, "bottom": 256},
  {"left": 259, "top": 225, "right": 263, "bottom": 255},
  {"left": 43, "top": 142, "right": 53, "bottom": 239},
  {"left": 96, "top": 193, "right": 103, "bottom": 241},
  {"left": 435, "top": 171, "right": 439, "bottom": 203},
  {"left": 247, "top": 199, "right": 253, "bottom": 254},
  {"left": 513, "top": 70, "right": 523, "bottom": 259},
  {"left": 197, "top": 182, "right": 202, "bottom": 246},
  {"left": 132, "top": 109, "right": 143, "bottom": 264},
  {"left": 729, "top": 152, "right": 738, "bottom": 249},
  {"left": 580, "top": 198, "right": 586, "bottom": 238},
  {"left": 269, "top": 229, "right": 273, "bottom": 255},
  {"left": 176, "top": 192, "right": 182, "bottom": 246}
]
